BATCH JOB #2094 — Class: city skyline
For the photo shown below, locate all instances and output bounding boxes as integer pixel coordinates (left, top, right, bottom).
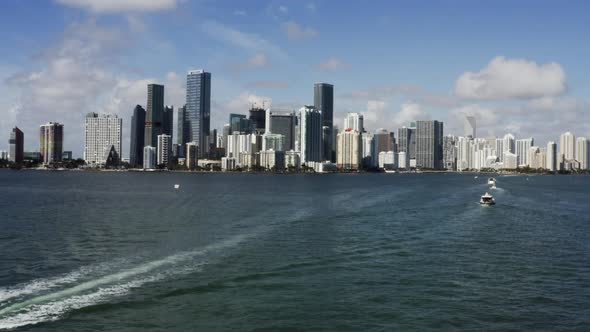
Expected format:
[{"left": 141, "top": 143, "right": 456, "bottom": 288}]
[{"left": 1, "top": 1, "right": 589, "bottom": 156}]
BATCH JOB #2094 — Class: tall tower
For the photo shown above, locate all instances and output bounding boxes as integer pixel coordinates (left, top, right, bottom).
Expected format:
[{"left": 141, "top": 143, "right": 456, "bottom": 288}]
[
  {"left": 546, "top": 141, "right": 557, "bottom": 171},
  {"left": 464, "top": 115, "right": 476, "bottom": 139},
  {"left": 314, "top": 83, "right": 334, "bottom": 161},
  {"left": 144, "top": 84, "right": 165, "bottom": 148},
  {"left": 40, "top": 122, "right": 64, "bottom": 164},
  {"left": 130, "top": 105, "right": 146, "bottom": 167},
  {"left": 186, "top": 70, "right": 211, "bottom": 157},
  {"left": 296, "top": 106, "right": 323, "bottom": 165},
  {"left": 84, "top": 113, "right": 122, "bottom": 166},
  {"left": 560, "top": 131, "right": 575, "bottom": 161},
  {"left": 416, "top": 120, "right": 444, "bottom": 169},
  {"left": 9, "top": 127, "right": 24, "bottom": 163}
]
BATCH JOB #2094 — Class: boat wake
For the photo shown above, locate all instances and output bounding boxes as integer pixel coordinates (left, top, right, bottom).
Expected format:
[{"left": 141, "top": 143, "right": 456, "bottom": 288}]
[{"left": 0, "top": 233, "right": 253, "bottom": 330}]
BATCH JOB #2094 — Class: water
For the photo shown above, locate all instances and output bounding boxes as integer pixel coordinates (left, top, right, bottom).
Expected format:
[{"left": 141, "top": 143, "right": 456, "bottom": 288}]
[{"left": 1, "top": 170, "right": 589, "bottom": 331}]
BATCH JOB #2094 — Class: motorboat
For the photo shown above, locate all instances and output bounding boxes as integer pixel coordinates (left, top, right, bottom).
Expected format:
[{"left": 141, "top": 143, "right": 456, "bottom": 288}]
[
  {"left": 480, "top": 192, "right": 496, "bottom": 205},
  {"left": 174, "top": 184, "right": 180, "bottom": 190},
  {"left": 487, "top": 177, "right": 496, "bottom": 186}
]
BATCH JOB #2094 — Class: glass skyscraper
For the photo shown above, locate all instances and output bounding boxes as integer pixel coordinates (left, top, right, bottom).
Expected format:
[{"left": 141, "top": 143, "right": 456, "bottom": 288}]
[
  {"left": 129, "top": 105, "right": 145, "bottom": 167},
  {"left": 314, "top": 83, "right": 334, "bottom": 161},
  {"left": 144, "top": 84, "right": 164, "bottom": 148},
  {"left": 186, "top": 70, "right": 211, "bottom": 157}
]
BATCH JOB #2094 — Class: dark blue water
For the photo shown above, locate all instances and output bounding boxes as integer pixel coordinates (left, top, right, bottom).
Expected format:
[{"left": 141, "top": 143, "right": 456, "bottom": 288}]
[{"left": 1, "top": 170, "right": 589, "bottom": 331}]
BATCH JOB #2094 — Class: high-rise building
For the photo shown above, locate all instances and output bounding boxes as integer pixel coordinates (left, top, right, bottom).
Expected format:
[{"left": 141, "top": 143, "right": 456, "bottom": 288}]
[
  {"left": 464, "top": 116, "right": 476, "bottom": 138},
  {"left": 336, "top": 129, "right": 361, "bottom": 170},
  {"left": 0, "top": 150, "right": 8, "bottom": 160},
  {"left": 262, "top": 133, "right": 285, "bottom": 151},
  {"left": 361, "top": 132, "right": 375, "bottom": 168},
  {"left": 40, "top": 122, "right": 64, "bottom": 164},
  {"left": 186, "top": 70, "right": 211, "bottom": 157},
  {"left": 249, "top": 107, "right": 266, "bottom": 134},
  {"left": 9, "top": 127, "right": 24, "bottom": 163},
  {"left": 84, "top": 113, "right": 122, "bottom": 166},
  {"left": 495, "top": 138, "right": 504, "bottom": 162},
  {"left": 416, "top": 120, "right": 443, "bottom": 169},
  {"left": 143, "top": 146, "right": 156, "bottom": 169},
  {"left": 62, "top": 151, "right": 72, "bottom": 160},
  {"left": 314, "top": 83, "right": 334, "bottom": 161},
  {"left": 176, "top": 105, "right": 189, "bottom": 157},
  {"left": 267, "top": 110, "right": 296, "bottom": 151},
  {"left": 546, "top": 141, "right": 557, "bottom": 171},
  {"left": 443, "top": 135, "right": 457, "bottom": 171},
  {"left": 157, "top": 134, "right": 172, "bottom": 166},
  {"left": 560, "top": 131, "right": 575, "bottom": 161},
  {"left": 503, "top": 133, "right": 515, "bottom": 155},
  {"left": 186, "top": 142, "right": 198, "bottom": 170},
  {"left": 145, "top": 84, "right": 165, "bottom": 148},
  {"left": 374, "top": 129, "right": 394, "bottom": 154},
  {"left": 296, "top": 106, "right": 323, "bottom": 165},
  {"left": 516, "top": 138, "right": 534, "bottom": 166},
  {"left": 129, "top": 105, "right": 146, "bottom": 167},
  {"left": 397, "top": 126, "right": 416, "bottom": 159},
  {"left": 343, "top": 112, "right": 364, "bottom": 132},
  {"left": 229, "top": 113, "right": 250, "bottom": 134},
  {"left": 576, "top": 137, "right": 589, "bottom": 170},
  {"left": 163, "top": 105, "right": 174, "bottom": 137}
]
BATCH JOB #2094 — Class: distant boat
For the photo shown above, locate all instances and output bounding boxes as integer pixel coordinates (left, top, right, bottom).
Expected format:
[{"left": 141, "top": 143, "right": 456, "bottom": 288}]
[
  {"left": 174, "top": 184, "right": 180, "bottom": 190},
  {"left": 474, "top": 176, "right": 478, "bottom": 179},
  {"left": 488, "top": 177, "right": 496, "bottom": 186},
  {"left": 480, "top": 192, "right": 496, "bottom": 205}
]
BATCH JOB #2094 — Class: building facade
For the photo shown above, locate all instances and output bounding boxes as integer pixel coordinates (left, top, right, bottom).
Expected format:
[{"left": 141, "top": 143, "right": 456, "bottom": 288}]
[
  {"left": 143, "top": 146, "right": 156, "bottom": 169},
  {"left": 157, "top": 134, "right": 172, "bottom": 166},
  {"left": 144, "top": 84, "right": 164, "bottom": 148},
  {"left": 40, "top": 122, "right": 64, "bottom": 164},
  {"left": 129, "top": 105, "right": 146, "bottom": 167},
  {"left": 415, "top": 120, "right": 443, "bottom": 169},
  {"left": 336, "top": 129, "right": 361, "bottom": 170},
  {"left": 314, "top": 83, "right": 334, "bottom": 161},
  {"left": 296, "top": 106, "right": 323, "bottom": 165},
  {"left": 9, "top": 127, "right": 24, "bottom": 163},
  {"left": 84, "top": 113, "right": 122, "bottom": 166},
  {"left": 186, "top": 70, "right": 211, "bottom": 157}
]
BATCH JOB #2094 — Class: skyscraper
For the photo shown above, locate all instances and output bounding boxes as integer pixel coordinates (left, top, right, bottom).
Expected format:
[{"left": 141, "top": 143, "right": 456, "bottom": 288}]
[
  {"left": 416, "top": 120, "right": 443, "bottom": 169},
  {"left": 84, "top": 113, "right": 122, "bottom": 166},
  {"left": 249, "top": 107, "right": 266, "bottom": 134},
  {"left": 9, "top": 127, "right": 24, "bottom": 163},
  {"left": 143, "top": 146, "right": 156, "bottom": 169},
  {"left": 129, "top": 105, "right": 146, "bottom": 167},
  {"left": 145, "top": 84, "right": 165, "bottom": 148},
  {"left": 546, "top": 141, "right": 557, "bottom": 171},
  {"left": 40, "top": 122, "right": 64, "bottom": 164},
  {"left": 343, "top": 112, "right": 364, "bottom": 132},
  {"left": 576, "top": 137, "right": 589, "bottom": 170},
  {"left": 464, "top": 115, "right": 476, "bottom": 138},
  {"left": 374, "top": 129, "right": 394, "bottom": 154},
  {"left": 443, "top": 135, "right": 457, "bottom": 171},
  {"left": 314, "top": 83, "right": 334, "bottom": 161},
  {"left": 229, "top": 113, "right": 249, "bottom": 133},
  {"left": 186, "top": 70, "right": 211, "bottom": 157},
  {"left": 516, "top": 138, "right": 534, "bottom": 166},
  {"left": 503, "top": 133, "right": 515, "bottom": 155},
  {"left": 267, "top": 110, "right": 296, "bottom": 151},
  {"left": 397, "top": 126, "right": 416, "bottom": 159},
  {"left": 157, "top": 134, "right": 172, "bottom": 166},
  {"left": 176, "top": 105, "right": 189, "bottom": 157},
  {"left": 336, "top": 129, "right": 361, "bottom": 170},
  {"left": 560, "top": 131, "right": 575, "bottom": 161},
  {"left": 296, "top": 106, "right": 323, "bottom": 165},
  {"left": 163, "top": 105, "right": 174, "bottom": 137}
]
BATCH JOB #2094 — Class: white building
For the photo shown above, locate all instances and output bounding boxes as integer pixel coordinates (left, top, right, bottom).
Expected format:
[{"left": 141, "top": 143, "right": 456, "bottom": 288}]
[
  {"left": 516, "top": 138, "right": 534, "bottom": 166},
  {"left": 262, "top": 133, "right": 285, "bottom": 152},
  {"left": 0, "top": 150, "right": 7, "bottom": 160},
  {"left": 296, "top": 106, "right": 323, "bottom": 165},
  {"left": 397, "top": 151, "right": 409, "bottom": 170},
  {"left": 285, "top": 150, "right": 300, "bottom": 169},
  {"left": 336, "top": 129, "right": 361, "bottom": 170},
  {"left": 502, "top": 151, "right": 517, "bottom": 169},
  {"left": 546, "top": 141, "right": 557, "bottom": 171},
  {"left": 378, "top": 151, "right": 396, "bottom": 169},
  {"left": 503, "top": 133, "right": 515, "bottom": 156},
  {"left": 221, "top": 157, "right": 236, "bottom": 171},
  {"left": 157, "top": 134, "right": 172, "bottom": 166},
  {"left": 361, "top": 132, "right": 375, "bottom": 167},
  {"left": 143, "top": 146, "right": 156, "bottom": 169},
  {"left": 343, "top": 112, "right": 364, "bottom": 132},
  {"left": 576, "top": 137, "right": 589, "bottom": 170},
  {"left": 560, "top": 131, "right": 575, "bottom": 161},
  {"left": 84, "top": 113, "right": 122, "bottom": 166},
  {"left": 260, "top": 149, "right": 285, "bottom": 170}
]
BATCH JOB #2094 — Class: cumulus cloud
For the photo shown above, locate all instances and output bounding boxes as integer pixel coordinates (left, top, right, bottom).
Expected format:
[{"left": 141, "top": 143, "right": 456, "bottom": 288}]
[
  {"left": 392, "top": 103, "right": 431, "bottom": 130},
  {"left": 56, "top": 0, "right": 177, "bottom": 13},
  {"left": 345, "top": 84, "right": 460, "bottom": 108},
  {"left": 282, "top": 21, "right": 318, "bottom": 40},
  {"left": 361, "top": 100, "right": 387, "bottom": 131},
  {"left": 315, "top": 57, "right": 350, "bottom": 71},
  {"left": 455, "top": 56, "right": 567, "bottom": 100}
]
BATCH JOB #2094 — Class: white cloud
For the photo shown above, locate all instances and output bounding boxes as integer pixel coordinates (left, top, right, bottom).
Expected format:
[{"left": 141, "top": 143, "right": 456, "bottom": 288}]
[
  {"left": 315, "top": 57, "right": 349, "bottom": 71},
  {"left": 56, "top": 0, "right": 177, "bottom": 13},
  {"left": 361, "top": 100, "right": 387, "bottom": 130},
  {"left": 282, "top": 21, "right": 318, "bottom": 40},
  {"left": 455, "top": 56, "right": 567, "bottom": 100},
  {"left": 392, "top": 103, "right": 430, "bottom": 130},
  {"left": 212, "top": 92, "right": 272, "bottom": 127},
  {"left": 202, "top": 20, "right": 288, "bottom": 60}
]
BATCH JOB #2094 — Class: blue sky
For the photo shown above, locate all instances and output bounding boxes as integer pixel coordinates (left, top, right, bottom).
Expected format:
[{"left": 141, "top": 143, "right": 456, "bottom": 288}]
[{"left": 1, "top": 0, "right": 589, "bottom": 156}]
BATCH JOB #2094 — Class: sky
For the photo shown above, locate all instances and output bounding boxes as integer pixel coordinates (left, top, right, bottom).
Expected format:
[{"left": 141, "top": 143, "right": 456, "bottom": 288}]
[{"left": 1, "top": 0, "right": 589, "bottom": 157}]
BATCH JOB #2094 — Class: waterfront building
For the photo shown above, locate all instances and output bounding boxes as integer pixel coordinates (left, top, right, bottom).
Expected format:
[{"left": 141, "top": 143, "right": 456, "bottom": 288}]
[
  {"left": 378, "top": 151, "right": 396, "bottom": 170},
  {"left": 40, "top": 122, "right": 64, "bottom": 164},
  {"left": 502, "top": 151, "right": 517, "bottom": 169},
  {"left": 62, "top": 151, "right": 72, "bottom": 160},
  {"left": 260, "top": 149, "right": 285, "bottom": 170},
  {"left": 129, "top": 105, "right": 146, "bottom": 167},
  {"left": 547, "top": 141, "right": 557, "bottom": 171},
  {"left": 361, "top": 132, "right": 375, "bottom": 168},
  {"left": 397, "top": 126, "right": 416, "bottom": 160},
  {"left": 503, "top": 133, "right": 515, "bottom": 156},
  {"left": 221, "top": 124, "right": 230, "bottom": 150},
  {"left": 374, "top": 129, "right": 395, "bottom": 154},
  {"left": 9, "top": 127, "right": 24, "bottom": 163},
  {"left": 266, "top": 109, "right": 296, "bottom": 151},
  {"left": 398, "top": 151, "right": 409, "bottom": 170},
  {"left": 416, "top": 120, "right": 444, "bottom": 169},
  {"left": 314, "top": 83, "right": 334, "bottom": 161},
  {"left": 336, "top": 129, "right": 361, "bottom": 170},
  {"left": 24, "top": 151, "right": 42, "bottom": 163},
  {"left": 559, "top": 131, "right": 575, "bottom": 162},
  {"left": 495, "top": 138, "right": 504, "bottom": 162},
  {"left": 176, "top": 105, "right": 189, "bottom": 157},
  {"left": 296, "top": 106, "right": 323, "bottom": 165},
  {"left": 143, "top": 146, "right": 156, "bottom": 169},
  {"left": 186, "top": 70, "right": 211, "bottom": 157},
  {"left": 343, "top": 112, "right": 364, "bottom": 132},
  {"left": 249, "top": 107, "right": 266, "bottom": 134},
  {"left": 229, "top": 113, "right": 249, "bottom": 134},
  {"left": 464, "top": 115, "right": 476, "bottom": 139},
  {"left": 285, "top": 150, "right": 301, "bottom": 169},
  {"left": 516, "top": 138, "right": 534, "bottom": 166},
  {"left": 186, "top": 142, "right": 198, "bottom": 170},
  {"left": 576, "top": 137, "right": 589, "bottom": 170},
  {"left": 157, "top": 134, "right": 172, "bottom": 166},
  {"left": 84, "top": 113, "right": 122, "bottom": 166},
  {"left": 262, "top": 133, "right": 285, "bottom": 151},
  {"left": 221, "top": 157, "right": 236, "bottom": 171},
  {"left": 144, "top": 84, "right": 164, "bottom": 148},
  {"left": 163, "top": 105, "right": 174, "bottom": 138},
  {"left": 443, "top": 135, "right": 457, "bottom": 171},
  {"left": 0, "top": 150, "right": 7, "bottom": 160}
]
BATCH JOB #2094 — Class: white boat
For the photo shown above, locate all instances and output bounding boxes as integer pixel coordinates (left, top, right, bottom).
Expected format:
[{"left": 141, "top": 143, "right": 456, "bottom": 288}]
[
  {"left": 174, "top": 184, "right": 180, "bottom": 189},
  {"left": 487, "top": 177, "right": 496, "bottom": 186},
  {"left": 480, "top": 192, "right": 496, "bottom": 205}
]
